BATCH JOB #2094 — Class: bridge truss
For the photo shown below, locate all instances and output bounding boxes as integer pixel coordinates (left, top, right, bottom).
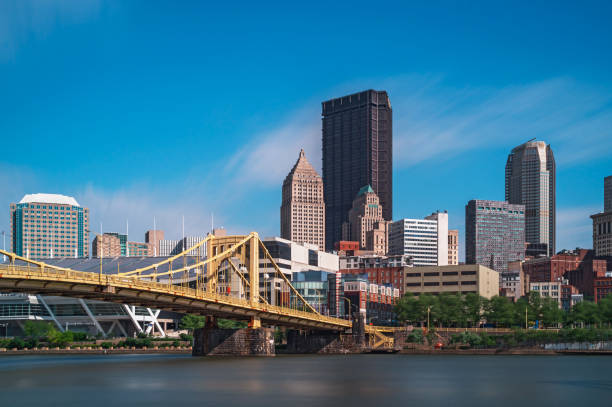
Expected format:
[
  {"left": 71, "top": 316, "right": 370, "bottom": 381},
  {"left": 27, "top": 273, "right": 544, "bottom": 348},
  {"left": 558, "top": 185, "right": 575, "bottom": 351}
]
[{"left": 0, "top": 232, "right": 393, "bottom": 347}]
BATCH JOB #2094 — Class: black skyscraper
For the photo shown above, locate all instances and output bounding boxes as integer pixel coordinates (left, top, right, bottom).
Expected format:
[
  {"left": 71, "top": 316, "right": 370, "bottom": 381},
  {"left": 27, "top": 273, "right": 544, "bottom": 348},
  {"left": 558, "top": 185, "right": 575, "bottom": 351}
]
[{"left": 322, "top": 90, "right": 392, "bottom": 251}]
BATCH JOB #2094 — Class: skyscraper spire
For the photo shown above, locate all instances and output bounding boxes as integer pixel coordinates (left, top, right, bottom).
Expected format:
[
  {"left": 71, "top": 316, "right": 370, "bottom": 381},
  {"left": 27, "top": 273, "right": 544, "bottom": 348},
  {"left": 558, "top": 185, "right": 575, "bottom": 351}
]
[{"left": 280, "top": 149, "right": 325, "bottom": 249}]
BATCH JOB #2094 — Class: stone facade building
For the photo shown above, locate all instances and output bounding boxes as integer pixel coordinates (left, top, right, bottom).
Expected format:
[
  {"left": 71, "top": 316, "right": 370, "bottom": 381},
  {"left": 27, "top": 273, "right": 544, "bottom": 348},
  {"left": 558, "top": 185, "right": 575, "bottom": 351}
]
[
  {"left": 505, "top": 140, "right": 556, "bottom": 257},
  {"left": 404, "top": 264, "right": 499, "bottom": 299},
  {"left": 605, "top": 175, "right": 612, "bottom": 213},
  {"left": 448, "top": 229, "right": 459, "bottom": 265},
  {"left": 322, "top": 90, "right": 392, "bottom": 250},
  {"left": 591, "top": 175, "right": 612, "bottom": 257},
  {"left": 341, "top": 185, "right": 389, "bottom": 255},
  {"left": 280, "top": 149, "right": 325, "bottom": 250},
  {"left": 465, "top": 200, "right": 525, "bottom": 273}
]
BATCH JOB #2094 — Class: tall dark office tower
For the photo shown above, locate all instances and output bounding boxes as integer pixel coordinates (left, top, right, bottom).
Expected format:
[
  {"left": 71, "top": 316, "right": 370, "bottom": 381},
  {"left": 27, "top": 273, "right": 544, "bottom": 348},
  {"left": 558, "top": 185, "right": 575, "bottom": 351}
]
[
  {"left": 322, "top": 90, "right": 392, "bottom": 251},
  {"left": 604, "top": 175, "right": 612, "bottom": 213},
  {"left": 505, "top": 140, "right": 556, "bottom": 257}
]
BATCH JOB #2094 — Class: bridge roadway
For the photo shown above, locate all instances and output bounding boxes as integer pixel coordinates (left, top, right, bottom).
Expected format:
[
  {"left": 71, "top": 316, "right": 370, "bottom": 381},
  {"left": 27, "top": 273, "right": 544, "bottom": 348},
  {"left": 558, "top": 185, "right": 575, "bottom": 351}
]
[{"left": 0, "top": 264, "right": 352, "bottom": 332}]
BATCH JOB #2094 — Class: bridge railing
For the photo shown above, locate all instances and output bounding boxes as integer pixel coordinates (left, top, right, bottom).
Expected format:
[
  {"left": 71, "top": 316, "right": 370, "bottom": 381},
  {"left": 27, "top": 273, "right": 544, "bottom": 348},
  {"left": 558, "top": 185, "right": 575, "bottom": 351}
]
[{"left": 0, "top": 264, "right": 350, "bottom": 328}]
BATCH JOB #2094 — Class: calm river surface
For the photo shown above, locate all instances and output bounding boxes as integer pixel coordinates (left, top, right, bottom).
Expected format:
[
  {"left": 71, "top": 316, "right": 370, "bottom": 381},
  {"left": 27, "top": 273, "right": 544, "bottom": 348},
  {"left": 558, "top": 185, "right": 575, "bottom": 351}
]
[{"left": 0, "top": 354, "right": 611, "bottom": 406}]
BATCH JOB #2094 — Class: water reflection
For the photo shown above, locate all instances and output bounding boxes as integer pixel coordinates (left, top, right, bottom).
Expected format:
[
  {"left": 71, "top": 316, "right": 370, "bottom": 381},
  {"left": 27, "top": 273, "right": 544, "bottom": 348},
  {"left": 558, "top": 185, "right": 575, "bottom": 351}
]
[{"left": 0, "top": 354, "right": 611, "bottom": 406}]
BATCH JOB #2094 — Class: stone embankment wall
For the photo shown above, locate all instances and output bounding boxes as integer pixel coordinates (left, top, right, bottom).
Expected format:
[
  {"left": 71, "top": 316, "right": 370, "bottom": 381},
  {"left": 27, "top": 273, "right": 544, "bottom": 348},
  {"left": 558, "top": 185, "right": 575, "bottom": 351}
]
[
  {"left": 192, "top": 327, "right": 275, "bottom": 356},
  {"left": 544, "top": 341, "right": 612, "bottom": 351},
  {"left": 285, "top": 330, "right": 364, "bottom": 354}
]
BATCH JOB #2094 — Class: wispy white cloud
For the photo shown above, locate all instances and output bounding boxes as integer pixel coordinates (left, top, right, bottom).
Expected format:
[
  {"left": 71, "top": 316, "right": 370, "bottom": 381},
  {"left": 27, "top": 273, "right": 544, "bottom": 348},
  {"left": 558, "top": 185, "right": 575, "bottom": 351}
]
[
  {"left": 224, "top": 108, "right": 321, "bottom": 187},
  {"left": 76, "top": 179, "right": 261, "bottom": 242},
  {"left": 0, "top": 0, "right": 103, "bottom": 61},
  {"left": 1, "top": 76, "right": 609, "bottom": 251},
  {"left": 391, "top": 76, "right": 612, "bottom": 167}
]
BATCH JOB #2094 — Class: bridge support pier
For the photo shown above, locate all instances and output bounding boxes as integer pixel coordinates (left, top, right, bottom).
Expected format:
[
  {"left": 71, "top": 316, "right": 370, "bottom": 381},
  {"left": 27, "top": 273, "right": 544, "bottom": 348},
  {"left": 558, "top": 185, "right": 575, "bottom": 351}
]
[
  {"left": 192, "top": 326, "right": 275, "bottom": 356},
  {"left": 285, "top": 313, "right": 367, "bottom": 354}
]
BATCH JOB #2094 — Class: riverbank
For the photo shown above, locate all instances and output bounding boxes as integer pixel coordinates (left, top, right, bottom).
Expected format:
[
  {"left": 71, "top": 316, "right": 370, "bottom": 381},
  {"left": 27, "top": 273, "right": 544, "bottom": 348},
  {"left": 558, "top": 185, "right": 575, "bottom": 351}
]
[
  {"left": 0, "top": 346, "right": 192, "bottom": 356},
  {"left": 399, "top": 348, "right": 612, "bottom": 355}
]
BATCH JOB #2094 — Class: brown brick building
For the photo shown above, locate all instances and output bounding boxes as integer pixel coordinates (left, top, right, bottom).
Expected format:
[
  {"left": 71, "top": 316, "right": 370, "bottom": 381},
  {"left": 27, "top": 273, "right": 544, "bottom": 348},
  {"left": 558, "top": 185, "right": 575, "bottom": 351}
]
[
  {"left": 340, "top": 255, "right": 411, "bottom": 295},
  {"left": 594, "top": 277, "right": 612, "bottom": 303},
  {"left": 523, "top": 249, "right": 607, "bottom": 297},
  {"left": 145, "top": 230, "right": 164, "bottom": 256},
  {"left": 93, "top": 232, "right": 153, "bottom": 258}
]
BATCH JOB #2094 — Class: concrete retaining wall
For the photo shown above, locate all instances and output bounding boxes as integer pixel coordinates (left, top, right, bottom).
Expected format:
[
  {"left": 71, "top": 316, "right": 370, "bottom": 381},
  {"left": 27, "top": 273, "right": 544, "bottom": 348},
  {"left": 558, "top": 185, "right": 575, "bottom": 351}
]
[{"left": 192, "top": 327, "right": 275, "bottom": 356}]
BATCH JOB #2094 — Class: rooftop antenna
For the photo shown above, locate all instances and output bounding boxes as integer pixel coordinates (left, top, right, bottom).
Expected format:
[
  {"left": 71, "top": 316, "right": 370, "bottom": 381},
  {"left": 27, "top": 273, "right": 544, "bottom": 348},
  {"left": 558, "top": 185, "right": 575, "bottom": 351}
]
[{"left": 527, "top": 137, "right": 536, "bottom": 143}]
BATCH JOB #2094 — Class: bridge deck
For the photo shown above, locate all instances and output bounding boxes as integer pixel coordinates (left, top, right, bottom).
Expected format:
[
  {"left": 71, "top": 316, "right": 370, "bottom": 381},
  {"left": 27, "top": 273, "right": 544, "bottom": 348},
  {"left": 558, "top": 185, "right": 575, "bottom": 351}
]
[{"left": 0, "top": 264, "right": 351, "bottom": 331}]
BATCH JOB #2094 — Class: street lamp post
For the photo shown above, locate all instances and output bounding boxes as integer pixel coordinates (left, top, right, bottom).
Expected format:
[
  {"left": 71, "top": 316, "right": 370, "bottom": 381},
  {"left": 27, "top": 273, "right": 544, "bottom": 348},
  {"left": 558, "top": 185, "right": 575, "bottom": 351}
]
[
  {"left": 314, "top": 288, "right": 323, "bottom": 314},
  {"left": 342, "top": 296, "right": 357, "bottom": 322},
  {"left": 525, "top": 307, "right": 528, "bottom": 330},
  {"left": 1, "top": 231, "right": 5, "bottom": 263}
]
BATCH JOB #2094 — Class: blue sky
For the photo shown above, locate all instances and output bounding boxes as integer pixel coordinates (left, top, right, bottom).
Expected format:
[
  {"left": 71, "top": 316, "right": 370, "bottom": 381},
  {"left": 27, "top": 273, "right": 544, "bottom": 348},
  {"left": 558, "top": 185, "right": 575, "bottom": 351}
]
[{"left": 1, "top": 1, "right": 611, "bottom": 260}]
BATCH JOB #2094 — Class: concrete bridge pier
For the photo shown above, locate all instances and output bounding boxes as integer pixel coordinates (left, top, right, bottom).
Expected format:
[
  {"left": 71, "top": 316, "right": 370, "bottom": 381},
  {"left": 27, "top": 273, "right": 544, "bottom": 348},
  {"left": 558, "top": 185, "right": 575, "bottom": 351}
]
[
  {"left": 192, "top": 317, "right": 275, "bottom": 356},
  {"left": 285, "top": 313, "right": 367, "bottom": 354}
]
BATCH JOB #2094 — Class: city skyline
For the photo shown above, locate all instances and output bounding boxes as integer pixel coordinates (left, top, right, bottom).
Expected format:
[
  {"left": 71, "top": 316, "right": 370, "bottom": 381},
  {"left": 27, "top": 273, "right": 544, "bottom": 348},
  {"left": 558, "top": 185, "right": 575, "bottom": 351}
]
[{"left": 1, "top": 2, "right": 611, "bottom": 261}]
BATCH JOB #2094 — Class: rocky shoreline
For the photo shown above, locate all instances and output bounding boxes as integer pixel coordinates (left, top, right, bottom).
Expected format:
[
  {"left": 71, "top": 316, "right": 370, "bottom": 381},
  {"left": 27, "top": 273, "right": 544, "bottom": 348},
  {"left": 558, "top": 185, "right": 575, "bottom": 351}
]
[
  {"left": 399, "top": 348, "right": 612, "bottom": 355},
  {"left": 0, "top": 346, "right": 192, "bottom": 356}
]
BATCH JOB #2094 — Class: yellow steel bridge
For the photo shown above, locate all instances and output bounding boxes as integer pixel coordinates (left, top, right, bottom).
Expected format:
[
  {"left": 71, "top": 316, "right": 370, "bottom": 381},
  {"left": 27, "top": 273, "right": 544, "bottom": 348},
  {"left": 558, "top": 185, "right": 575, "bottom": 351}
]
[{"left": 0, "top": 232, "right": 393, "bottom": 348}]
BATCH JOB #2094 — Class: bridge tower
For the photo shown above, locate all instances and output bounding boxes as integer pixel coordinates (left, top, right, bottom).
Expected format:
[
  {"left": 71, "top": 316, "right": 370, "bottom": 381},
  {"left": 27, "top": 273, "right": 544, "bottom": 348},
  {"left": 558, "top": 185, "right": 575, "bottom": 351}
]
[{"left": 206, "top": 233, "right": 260, "bottom": 328}]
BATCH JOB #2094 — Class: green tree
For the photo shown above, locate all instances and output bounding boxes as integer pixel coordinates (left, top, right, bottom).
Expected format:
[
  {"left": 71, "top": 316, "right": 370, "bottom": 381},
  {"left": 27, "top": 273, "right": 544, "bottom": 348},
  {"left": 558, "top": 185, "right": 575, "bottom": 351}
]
[
  {"left": 394, "top": 293, "right": 421, "bottom": 325},
  {"left": 23, "top": 321, "right": 53, "bottom": 339},
  {"left": 463, "top": 293, "right": 484, "bottom": 327},
  {"left": 217, "top": 319, "right": 247, "bottom": 329},
  {"left": 179, "top": 314, "right": 206, "bottom": 333},
  {"left": 47, "top": 329, "right": 74, "bottom": 347},
  {"left": 540, "top": 298, "right": 564, "bottom": 327},
  {"left": 568, "top": 301, "right": 601, "bottom": 327},
  {"left": 437, "top": 293, "right": 463, "bottom": 327},
  {"left": 484, "top": 296, "right": 515, "bottom": 327},
  {"left": 417, "top": 294, "right": 439, "bottom": 327},
  {"left": 597, "top": 296, "right": 612, "bottom": 327}
]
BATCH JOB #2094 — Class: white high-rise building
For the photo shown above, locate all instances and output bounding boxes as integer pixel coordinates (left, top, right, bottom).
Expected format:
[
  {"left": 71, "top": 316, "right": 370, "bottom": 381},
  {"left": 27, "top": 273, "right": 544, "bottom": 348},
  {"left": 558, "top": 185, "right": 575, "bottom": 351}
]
[
  {"left": 159, "top": 236, "right": 206, "bottom": 257},
  {"left": 388, "top": 211, "right": 449, "bottom": 267},
  {"left": 505, "top": 140, "right": 556, "bottom": 257}
]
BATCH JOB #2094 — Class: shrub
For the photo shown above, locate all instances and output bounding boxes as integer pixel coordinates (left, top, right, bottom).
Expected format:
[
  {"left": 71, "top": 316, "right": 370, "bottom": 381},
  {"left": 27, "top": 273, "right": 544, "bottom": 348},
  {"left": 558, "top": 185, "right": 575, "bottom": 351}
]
[
  {"left": 24, "top": 338, "right": 39, "bottom": 349},
  {"left": 405, "top": 329, "right": 424, "bottom": 344},
  {"left": 48, "top": 330, "right": 74, "bottom": 347},
  {"left": 179, "top": 333, "right": 193, "bottom": 342},
  {"left": 450, "top": 331, "right": 482, "bottom": 347},
  {"left": 9, "top": 338, "right": 26, "bottom": 349},
  {"left": 71, "top": 332, "right": 89, "bottom": 341}
]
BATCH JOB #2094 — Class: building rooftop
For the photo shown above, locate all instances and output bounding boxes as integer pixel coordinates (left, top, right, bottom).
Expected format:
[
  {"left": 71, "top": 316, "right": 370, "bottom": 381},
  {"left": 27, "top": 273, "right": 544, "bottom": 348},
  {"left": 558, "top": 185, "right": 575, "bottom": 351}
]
[
  {"left": 356, "top": 185, "right": 374, "bottom": 197},
  {"left": 284, "top": 149, "right": 321, "bottom": 180},
  {"left": 19, "top": 193, "right": 80, "bottom": 207}
]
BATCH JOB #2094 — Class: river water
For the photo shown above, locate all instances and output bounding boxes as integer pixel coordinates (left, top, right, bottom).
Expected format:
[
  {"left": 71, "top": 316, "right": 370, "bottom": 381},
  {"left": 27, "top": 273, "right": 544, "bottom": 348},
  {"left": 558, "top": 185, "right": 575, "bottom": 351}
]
[{"left": 0, "top": 354, "right": 611, "bottom": 406}]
